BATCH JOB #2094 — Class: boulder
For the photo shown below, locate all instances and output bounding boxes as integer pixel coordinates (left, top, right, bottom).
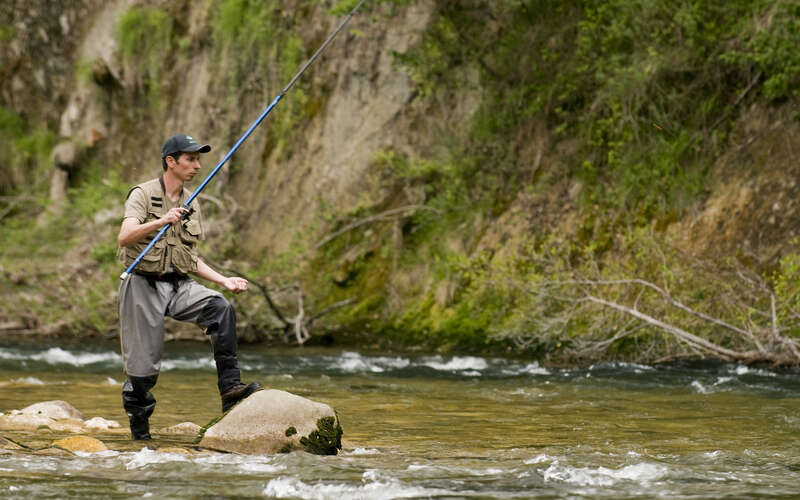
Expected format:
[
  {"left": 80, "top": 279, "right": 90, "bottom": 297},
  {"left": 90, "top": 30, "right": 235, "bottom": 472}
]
[
  {"left": 33, "top": 447, "right": 74, "bottom": 456},
  {"left": 159, "top": 422, "right": 202, "bottom": 436},
  {"left": 0, "top": 412, "right": 84, "bottom": 433},
  {"left": 84, "top": 417, "right": 121, "bottom": 431},
  {"left": 198, "top": 389, "right": 342, "bottom": 455},
  {"left": 0, "top": 401, "right": 120, "bottom": 434},
  {"left": 21, "top": 400, "right": 84, "bottom": 420},
  {"left": 52, "top": 436, "right": 107, "bottom": 453}
]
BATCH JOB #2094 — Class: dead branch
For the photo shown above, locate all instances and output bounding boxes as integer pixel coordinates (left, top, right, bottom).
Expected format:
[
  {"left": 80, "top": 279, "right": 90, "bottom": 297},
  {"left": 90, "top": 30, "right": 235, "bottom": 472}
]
[
  {"left": 292, "top": 287, "right": 310, "bottom": 345},
  {"left": 313, "top": 205, "right": 439, "bottom": 250},
  {"left": 307, "top": 297, "right": 357, "bottom": 326},
  {"left": 199, "top": 256, "right": 355, "bottom": 345},
  {"left": 562, "top": 279, "right": 757, "bottom": 340},
  {"left": 582, "top": 294, "right": 754, "bottom": 361}
]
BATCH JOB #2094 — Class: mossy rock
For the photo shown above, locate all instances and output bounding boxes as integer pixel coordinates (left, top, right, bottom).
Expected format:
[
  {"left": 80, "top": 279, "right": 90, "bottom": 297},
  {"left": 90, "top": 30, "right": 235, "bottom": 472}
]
[
  {"left": 197, "top": 389, "right": 342, "bottom": 455},
  {"left": 299, "top": 416, "right": 342, "bottom": 456}
]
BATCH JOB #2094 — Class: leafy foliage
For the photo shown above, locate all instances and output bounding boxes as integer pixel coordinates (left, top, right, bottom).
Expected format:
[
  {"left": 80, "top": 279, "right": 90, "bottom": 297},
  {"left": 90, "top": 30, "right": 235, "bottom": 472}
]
[{"left": 116, "top": 6, "right": 174, "bottom": 107}]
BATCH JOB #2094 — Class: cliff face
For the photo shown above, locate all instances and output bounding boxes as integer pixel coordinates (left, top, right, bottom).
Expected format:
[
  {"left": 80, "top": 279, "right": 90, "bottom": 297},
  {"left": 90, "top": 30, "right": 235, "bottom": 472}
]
[{"left": 1, "top": 1, "right": 799, "bottom": 356}]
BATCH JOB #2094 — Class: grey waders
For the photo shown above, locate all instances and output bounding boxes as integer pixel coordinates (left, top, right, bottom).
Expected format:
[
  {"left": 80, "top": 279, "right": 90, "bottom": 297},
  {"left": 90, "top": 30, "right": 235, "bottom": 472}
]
[{"left": 120, "top": 276, "right": 261, "bottom": 439}]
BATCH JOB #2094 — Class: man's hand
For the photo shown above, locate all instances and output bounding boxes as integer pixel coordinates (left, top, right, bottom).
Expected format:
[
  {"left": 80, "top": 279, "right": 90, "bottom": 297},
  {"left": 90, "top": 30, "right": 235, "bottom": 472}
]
[
  {"left": 222, "top": 276, "right": 248, "bottom": 294},
  {"left": 160, "top": 207, "right": 188, "bottom": 225}
]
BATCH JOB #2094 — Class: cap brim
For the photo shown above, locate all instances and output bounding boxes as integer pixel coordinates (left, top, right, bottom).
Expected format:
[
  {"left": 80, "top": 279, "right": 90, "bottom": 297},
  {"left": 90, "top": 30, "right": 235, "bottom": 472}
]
[{"left": 184, "top": 144, "right": 211, "bottom": 153}]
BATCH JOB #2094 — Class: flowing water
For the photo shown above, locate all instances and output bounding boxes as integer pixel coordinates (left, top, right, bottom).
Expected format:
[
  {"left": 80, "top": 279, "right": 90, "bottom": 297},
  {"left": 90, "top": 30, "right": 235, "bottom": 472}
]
[{"left": 1, "top": 338, "right": 799, "bottom": 499}]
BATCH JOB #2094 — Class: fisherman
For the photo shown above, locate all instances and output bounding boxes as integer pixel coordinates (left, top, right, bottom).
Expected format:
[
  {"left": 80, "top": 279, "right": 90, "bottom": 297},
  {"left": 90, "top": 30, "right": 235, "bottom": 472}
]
[{"left": 116, "top": 133, "right": 261, "bottom": 440}]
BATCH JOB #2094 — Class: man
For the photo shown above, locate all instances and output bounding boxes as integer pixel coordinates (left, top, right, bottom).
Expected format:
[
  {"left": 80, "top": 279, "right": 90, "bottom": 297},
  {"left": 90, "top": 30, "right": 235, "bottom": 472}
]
[{"left": 116, "top": 133, "right": 261, "bottom": 440}]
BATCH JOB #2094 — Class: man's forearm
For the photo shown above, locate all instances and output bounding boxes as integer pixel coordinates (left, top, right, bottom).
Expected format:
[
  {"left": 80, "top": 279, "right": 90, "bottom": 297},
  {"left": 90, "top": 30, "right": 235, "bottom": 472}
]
[
  {"left": 194, "top": 258, "right": 227, "bottom": 285},
  {"left": 117, "top": 218, "right": 164, "bottom": 247}
]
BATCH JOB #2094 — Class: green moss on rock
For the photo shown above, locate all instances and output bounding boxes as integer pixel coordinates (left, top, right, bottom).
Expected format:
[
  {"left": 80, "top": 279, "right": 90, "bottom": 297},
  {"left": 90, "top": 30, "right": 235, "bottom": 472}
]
[{"left": 299, "top": 416, "right": 342, "bottom": 456}]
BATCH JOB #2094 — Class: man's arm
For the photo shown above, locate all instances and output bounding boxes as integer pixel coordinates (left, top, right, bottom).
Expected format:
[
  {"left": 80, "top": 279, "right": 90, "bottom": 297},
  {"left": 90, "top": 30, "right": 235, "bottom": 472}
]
[
  {"left": 117, "top": 207, "right": 187, "bottom": 247},
  {"left": 194, "top": 258, "right": 249, "bottom": 294}
]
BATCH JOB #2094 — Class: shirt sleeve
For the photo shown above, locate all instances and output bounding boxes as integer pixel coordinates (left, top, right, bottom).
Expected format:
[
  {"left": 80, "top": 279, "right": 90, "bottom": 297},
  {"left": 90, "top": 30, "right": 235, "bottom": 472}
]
[{"left": 123, "top": 188, "right": 148, "bottom": 223}]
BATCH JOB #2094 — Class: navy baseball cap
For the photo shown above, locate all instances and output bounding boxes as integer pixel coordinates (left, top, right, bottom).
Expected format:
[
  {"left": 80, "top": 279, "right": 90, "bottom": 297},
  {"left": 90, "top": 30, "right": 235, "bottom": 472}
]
[{"left": 161, "top": 134, "right": 211, "bottom": 158}]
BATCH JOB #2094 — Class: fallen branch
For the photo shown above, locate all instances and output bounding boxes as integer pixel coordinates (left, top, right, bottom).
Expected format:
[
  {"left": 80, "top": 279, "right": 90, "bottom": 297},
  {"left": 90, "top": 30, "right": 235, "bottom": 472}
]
[
  {"left": 313, "top": 205, "right": 438, "bottom": 250},
  {"left": 583, "top": 294, "right": 752, "bottom": 361}
]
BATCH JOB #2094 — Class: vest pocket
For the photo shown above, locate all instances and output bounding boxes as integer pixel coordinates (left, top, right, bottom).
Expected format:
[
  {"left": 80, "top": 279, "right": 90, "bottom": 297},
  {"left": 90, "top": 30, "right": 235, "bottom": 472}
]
[
  {"left": 179, "top": 219, "right": 202, "bottom": 245},
  {"left": 125, "top": 238, "right": 166, "bottom": 273},
  {"left": 170, "top": 246, "right": 197, "bottom": 274}
]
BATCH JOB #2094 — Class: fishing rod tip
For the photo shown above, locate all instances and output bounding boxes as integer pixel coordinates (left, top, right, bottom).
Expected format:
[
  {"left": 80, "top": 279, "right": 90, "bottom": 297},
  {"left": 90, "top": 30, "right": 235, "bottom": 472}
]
[{"left": 119, "top": 272, "right": 129, "bottom": 281}]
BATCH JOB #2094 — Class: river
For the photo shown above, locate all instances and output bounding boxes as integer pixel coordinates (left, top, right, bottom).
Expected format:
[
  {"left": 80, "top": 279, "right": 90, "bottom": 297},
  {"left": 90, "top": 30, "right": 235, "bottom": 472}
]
[{"left": 1, "top": 338, "right": 799, "bottom": 499}]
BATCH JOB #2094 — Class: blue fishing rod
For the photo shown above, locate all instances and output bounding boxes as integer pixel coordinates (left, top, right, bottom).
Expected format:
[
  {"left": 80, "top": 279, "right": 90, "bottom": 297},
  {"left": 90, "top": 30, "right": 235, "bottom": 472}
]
[{"left": 120, "top": 0, "right": 368, "bottom": 280}]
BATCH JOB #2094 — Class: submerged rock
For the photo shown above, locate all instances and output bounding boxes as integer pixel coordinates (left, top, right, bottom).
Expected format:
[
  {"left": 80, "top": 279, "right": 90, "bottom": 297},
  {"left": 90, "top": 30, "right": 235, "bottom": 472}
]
[
  {"left": 21, "top": 400, "right": 84, "bottom": 420},
  {"left": 0, "top": 400, "right": 120, "bottom": 434},
  {"left": 84, "top": 417, "right": 121, "bottom": 431},
  {"left": 0, "top": 412, "right": 84, "bottom": 433},
  {"left": 159, "top": 422, "right": 202, "bottom": 436},
  {"left": 52, "top": 436, "right": 107, "bottom": 453},
  {"left": 198, "top": 389, "right": 342, "bottom": 455}
]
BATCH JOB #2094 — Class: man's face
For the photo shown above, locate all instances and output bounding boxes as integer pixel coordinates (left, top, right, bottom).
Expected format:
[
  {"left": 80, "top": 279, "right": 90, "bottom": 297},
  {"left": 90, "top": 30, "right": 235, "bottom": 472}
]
[{"left": 169, "top": 152, "right": 202, "bottom": 182}]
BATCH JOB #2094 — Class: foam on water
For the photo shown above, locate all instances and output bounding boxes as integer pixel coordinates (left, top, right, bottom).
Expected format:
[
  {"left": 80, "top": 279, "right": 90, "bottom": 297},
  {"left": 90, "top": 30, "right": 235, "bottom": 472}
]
[
  {"left": 262, "top": 472, "right": 449, "bottom": 500},
  {"left": 160, "top": 358, "right": 215, "bottom": 371},
  {"left": 0, "top": 347, "right": 121, "bottom": 367},
  {"left": 406, "top": 463, "right": 506, "bottom": 478},
  {"left": 423, "top": 355, "right": 488, "bottom": 372},
  {"left": 729, "top": 364, "right": 777, "bottom": 377},
  {"left": 125, "top": 447, "right": 190, "bottom": 470},
  {"left": 13, "top": 376, "right": 44, "bottom": 385},
  {"left": 542, "top": 462, "right": 669, "bottom": 487},
  {"left": 588, "top": 361, "right": 655, "bottom": 373},
  {"left": 343, "top": 448, "right": 381, "bottom": 456},
  {"left": 690, "top": 380, "right": 709, "bottom": 394},
  {"left": 335, "top": 352, "right": 411, "bottom": 374},
  {"left": 524, "top": 454, "right": 553, "bottom": 465},
  {"left": 502, "top": 361, "right": 550, "bottom": 376}
]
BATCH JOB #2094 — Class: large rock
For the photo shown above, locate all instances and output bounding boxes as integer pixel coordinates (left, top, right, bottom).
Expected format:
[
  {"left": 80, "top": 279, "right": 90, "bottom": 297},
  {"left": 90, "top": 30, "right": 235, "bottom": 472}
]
[
  {"left": 159, "top": 422, "right": 202, "bottom": 436},
  {"left": 52, "top": 436, "right": 107, "bottom": 453},
  {"left": 0, "top": 401, "right": 120, "bottom": 434},
  {"left": 21, "top": 400, "right": 84, "bottom": 420},
  {"left": 198, "top": 390, "right": 342, "bottom": 455}
]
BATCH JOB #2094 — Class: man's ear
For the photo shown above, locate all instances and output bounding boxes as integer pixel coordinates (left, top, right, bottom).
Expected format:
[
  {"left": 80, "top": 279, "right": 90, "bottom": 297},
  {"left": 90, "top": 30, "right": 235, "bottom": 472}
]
[{"left": 165, "top": 155, "right": 178, "bottom": 169}]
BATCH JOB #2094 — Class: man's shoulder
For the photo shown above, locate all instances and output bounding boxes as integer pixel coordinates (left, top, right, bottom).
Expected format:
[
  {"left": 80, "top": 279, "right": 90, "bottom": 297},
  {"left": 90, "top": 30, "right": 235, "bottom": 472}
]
[
  {"left": 126, "top": 178, "right": 161, "bottom": 199},
  {"left": 136, "top": 178, "right": 162, "bottom": 191}
]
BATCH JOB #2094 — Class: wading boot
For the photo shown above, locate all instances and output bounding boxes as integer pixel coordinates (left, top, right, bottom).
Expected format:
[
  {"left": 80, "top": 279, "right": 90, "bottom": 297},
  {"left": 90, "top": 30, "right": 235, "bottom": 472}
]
[
  {"left": 122, "top": 375, "right": 157, "bottom": 441},
  {"left": 129, "top": 416, "right": 152, "bottom": 440},
  {"left": 221, "top": 382, "right": 263, "bottom": 413},
  {"left": 199, "top": 296, "right": 264, "bottom": 412}
]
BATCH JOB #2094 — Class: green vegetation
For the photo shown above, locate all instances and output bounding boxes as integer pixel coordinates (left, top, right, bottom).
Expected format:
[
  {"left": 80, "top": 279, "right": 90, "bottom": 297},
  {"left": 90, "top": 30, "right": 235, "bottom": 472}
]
[
  {"left": 305, "top": 0, "right": 800, "bottom": 361},
  {"left": 0, "top": 106, "right": 56, "bottom": 198},
  {"left": 2, "top": 1, "right": 799, "bottom": 365},
  {"left": 299, "top": 416, "right": 343, "bottom": 455},
  {"left": 210, "top": 0, "right": 311, "bottom": 161},
  {"left": 116, "top": 5, "right": 174, "bottom": 108}
]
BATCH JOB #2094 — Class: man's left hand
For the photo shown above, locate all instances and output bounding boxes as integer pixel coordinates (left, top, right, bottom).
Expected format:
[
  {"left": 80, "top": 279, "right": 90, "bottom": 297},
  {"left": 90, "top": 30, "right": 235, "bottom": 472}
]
[{"left": 223, "top": 277, "right": 248, "bottom": 294}]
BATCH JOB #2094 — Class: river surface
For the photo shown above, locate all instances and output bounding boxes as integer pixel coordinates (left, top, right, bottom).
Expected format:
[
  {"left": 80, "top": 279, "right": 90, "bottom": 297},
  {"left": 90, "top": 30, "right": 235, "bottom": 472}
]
[{"left": 1, "top": 338, "right": 799, "bottom": 499}]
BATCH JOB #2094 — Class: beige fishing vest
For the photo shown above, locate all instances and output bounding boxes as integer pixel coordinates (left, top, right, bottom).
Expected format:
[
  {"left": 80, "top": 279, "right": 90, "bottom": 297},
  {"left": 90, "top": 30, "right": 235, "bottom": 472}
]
[{"left": 117, "top": 177, "right": 203, "bottom": 275}]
